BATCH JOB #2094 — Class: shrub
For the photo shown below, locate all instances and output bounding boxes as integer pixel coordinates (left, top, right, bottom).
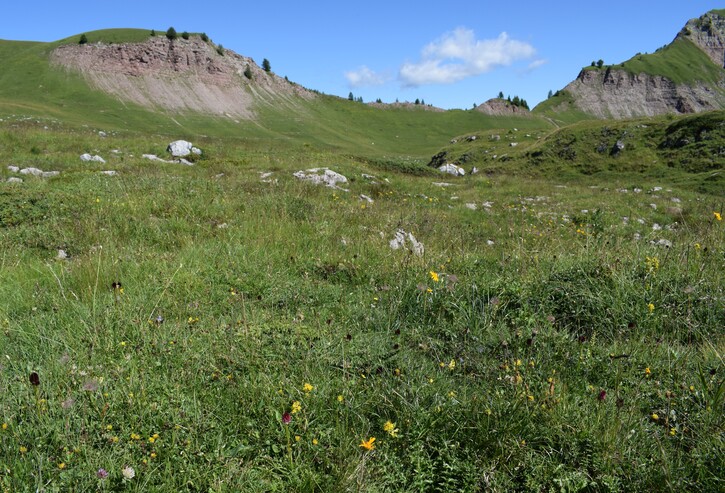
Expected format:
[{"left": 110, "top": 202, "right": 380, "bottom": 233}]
[
  {"left": 216, "top": 44, "right": 224, "bottom": 56},
  {"left": 166, "top": 27, "right": 177, "bottom": 40},
  {"left": 244, "top": 66, "right": 252, "bottom": 79},
  {"left": 262, "top": 58, "right": 271, "bottom": 72},
  {"left": 79, "top": 34, "right": 88, "bottom": 45},
  {"left": 150, "top": 29, "right": 156, "bottom": 36},
  {"left": 200, "top": 32, "right": 209, "bottom": 42},
  {"left": 181, "top": 31, "right": 190, "bottom": 40}
]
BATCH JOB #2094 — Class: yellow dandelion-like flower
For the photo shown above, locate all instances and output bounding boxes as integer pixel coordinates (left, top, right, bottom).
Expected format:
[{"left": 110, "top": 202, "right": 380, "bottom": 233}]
[
  {"left": 359, "top": 437, "right": 376, "bottom": 450},
  {"left": 714, "top": 212, "right": 722, "bottom": 221},
  {"left": 651, "top": 413, "right": 659, "bottom": 421},
  {"left": 148, "top": 437, "right": 155, "bottom": 444},
  {"left": 337, "top": 395, "right": 344, "bottom": 403},
  {"left": 647, "top": 303, "right": 655, "bottom": 314},
  {"left": 669, "top": 428, "right": 676, "bottom": 436},
  {"left": 111, "top": 436, "right": 119, "bottom": 443},
  {"left": 645, "top": 367, "right": 651, "bottom": 376},
  {"left": 291, "top": 401, "right": 302, "bottom": 414},
  {"left": 295, "top": 435, "right": 301, "bottom": 442},
  {"left": 303, "top": 383, "right": 314, "bottom": 393},
  {"left": 383, "top": 420, "right": 399, "bottom": 438},
  {"left": 448, "top": 359, "right": 456, "bottom": 370},
  {"left": 429, "top": 271, "right": 440, "bottom": 283},
  {"left": 312, "top": 438, "right": 318, "bottom": 445},
  {"left": 58, "top": 463, "right": 66, "bottom": 470},
  {"left": 19, "top": 446, "right": 28, "bottom": 454},
  {"left": 1, "top": 423, "right": 7, "bottom": 430},
  {"left": 426, "top": 288, "right": 432, "bottom": 294},
  {"left": 150, "top": 452, "right": 157, "bottom": 459},
  {"left": 105, "top": 424, "right": 113, "bottom": 431},
  {"left": 130, "top": 433, "right": 141, "bottom": 440},
  {"left": 527, "top": 395, "right": 535, "bottom": 402},
  {"left": 515, "top": 359, "right": 522, "bottom": 367}
]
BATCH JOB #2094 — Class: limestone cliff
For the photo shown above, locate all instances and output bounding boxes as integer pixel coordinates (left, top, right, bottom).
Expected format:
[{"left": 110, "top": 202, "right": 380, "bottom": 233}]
[
  {"left": 51, "top": 36, "right": 315, "bottom": 119},
  {"left": 474, "top": 98, "right": 531, "bottom": 117}
]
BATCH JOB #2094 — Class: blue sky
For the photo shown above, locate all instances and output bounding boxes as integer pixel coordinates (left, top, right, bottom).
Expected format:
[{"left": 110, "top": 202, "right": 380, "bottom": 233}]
[{"left": 3, "top": 1, "right": 722, "bottom": 109}]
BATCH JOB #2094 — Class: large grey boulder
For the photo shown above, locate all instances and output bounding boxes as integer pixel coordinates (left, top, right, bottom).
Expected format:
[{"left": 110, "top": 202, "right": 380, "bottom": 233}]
[
  {"left": 438, "top": 163, "right": 465, "bottom": 176},
  {"left": 167, "top": 140, "right": 202, "bottom": 158}
]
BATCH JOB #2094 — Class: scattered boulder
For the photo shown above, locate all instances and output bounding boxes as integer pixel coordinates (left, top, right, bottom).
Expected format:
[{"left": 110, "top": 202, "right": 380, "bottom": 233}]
[
  {"left": 293, "top": 168, "right": 349, "bottom": 190},
  {"left": 650, "top": 239, "right": 672, "bottom": 248},
  {"left": 100, "top": 170, "right": 118, "bottom": 176},
  {"left": 465, "top": 203, "right": 477, "bottom": 210},
  {"left": 167, "top": 140, "right": 202, "bottom": 158},
  {"left": 389, "top": 229, "right": 424, "bottom": 256},
  {"left": 359, "top": 194, "right": 374, "bottom": 203},
  {"left": 80, "top": 153, "right": 106, "bottom": 163},
  {"left": 19, "top": 167, "right": 43, "bottom": 176},
  {"left": 611, "top": 140, "right": 625, "bottom": 156},
  {"left": 427, "top": 151, "right": 448, "bottom": 169},
  {"left": 57, "top": 249, "right": 69, "bottom": 260},
  {"left": 7, "top": 165, "right": 20, "bottom": 173},
  {"left": 6, "top": 177, "right": 23, "bottom": 183},
  {"left": 438, "top": 163, "right": 465, "bottom": 176}
]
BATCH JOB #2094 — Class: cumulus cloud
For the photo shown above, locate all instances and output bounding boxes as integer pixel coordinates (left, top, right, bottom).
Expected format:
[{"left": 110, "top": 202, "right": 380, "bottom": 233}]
[
  {"left": 399, "top": 28, "right": 536, "bottom": 86},
  {"left": 526, "top": 59, "right": 548, "bottom": 71},
  {"left": 345, "top": 66, "right": 388, "bottom": 88}
]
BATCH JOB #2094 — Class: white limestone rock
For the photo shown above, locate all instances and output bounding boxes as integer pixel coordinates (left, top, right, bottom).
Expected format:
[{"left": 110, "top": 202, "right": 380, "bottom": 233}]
[
  {"left": 389, "top": 229, "right": 424, "bottom": 256},
  {"left": 438, "top": 163, "right": 465, "bottom": 176},
  {"left": 167, "top": 140, "right": 201, "bottom": 158},
  {"left": 293, "top": 168, "right": 349, "bottom": 190}
]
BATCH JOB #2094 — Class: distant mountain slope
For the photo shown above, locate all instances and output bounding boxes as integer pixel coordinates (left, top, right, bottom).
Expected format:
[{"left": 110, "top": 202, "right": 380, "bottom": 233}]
[{"left": 535, "top": 10, "right": 725, "bottom": 120}]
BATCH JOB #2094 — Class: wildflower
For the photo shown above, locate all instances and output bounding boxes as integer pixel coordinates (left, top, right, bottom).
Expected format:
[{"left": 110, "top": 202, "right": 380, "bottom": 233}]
[
  {"left": 148, "top": 437, "right": 155, "bottom": 444},
  {"left": 359, "top": 437, "right": 376, "bottom": 451},
  {"left": 426, "top": 288, "right": 432, "bottom": 294},
  {"left": 384, "top": 420, "right": 399, "bottom": 438},
  {"left": 485, "top": 408, "right": 492, "bottom": 416},
  {"left": 647, "top": 303, "right": 655, "bottom": 314},
  {"left": 1, "top": 423, "right": 7, "bottom": 430},
  {"left": 651, "top": 413, "right": 659, "bottom": 421},
  {"left": 303, "top": 383, "right": 314, "bottom": 393},
  {"left": 130, "top": 433, "right": 141, "bottom": 440},
  {"left": 122, "top": 466, "right": 135, "bottom": 480},
  {"left": 715, "top": 212, "right": 722, "bottom": 221},
  {"left": 96, "top": 468, "right": 109, "bottom": 479},
  {"left": 282, "top": 412, "right": 291, "bottom": 425},
  {"left": 645, "top": 367, "right": 651, "bottom": 377},
  {"left": 295, "top": 435, "right": 301, "bottom": 442},
  {"left": 29, "top": 372, "right": 40, "bottom": 386},
  {"left": 58, "top": 462, "right": 66, "bottom": 470},
  {"left": 150, "top": 452, "right": 157, "bottom": 459},
  {"left": 429, "top": 271, "right": 440, "bottom": 283},
  {"left": 291, "top": 401, "right": 302, "bottom": 414},
  {"left": 515, "top": 359, "right": 522, "bottom": 367},
  {"left": 19, "top": 446, "right": 28, "bottom": 454},
  {"left": 111, "top": 436, "right": 119, "bottom": 443},
  {"left": 312, "top": 438, "right": 318, "bottom": 445},
  {"left": 105, "top": 425, "right": 113, "bottom": 431},
  {"left": 337, "top": 395, "right": 344, "bottom": 403},
  {"left": 598, "top": 390, "right": 607, "bottom": 401},
  {"left": 448, "top": 359, "right": 456, "bottom": 371},
  {"left": 527, "top": 395, "right": 535, "bottom": 402},
  {"left": 669, "top": 428, "right": 676, "bottom": 436}
]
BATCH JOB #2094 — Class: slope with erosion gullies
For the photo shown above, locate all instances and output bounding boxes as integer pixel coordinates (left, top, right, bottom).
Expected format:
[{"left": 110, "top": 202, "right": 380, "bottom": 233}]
[
  {"left": 534, "top": 9, "right": 725, "bottom": 121},
  {"left": 427, "top": 111, "right": 724, "bottom": 195}
]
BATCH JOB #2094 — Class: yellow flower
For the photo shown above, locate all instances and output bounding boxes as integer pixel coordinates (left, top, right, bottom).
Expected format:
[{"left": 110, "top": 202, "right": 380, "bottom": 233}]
[
  {"left": 295, "top": 435, "right": 301, "bottom": 442},
  {"left": 426, "top": 288, "right": 432, "bottom": 293},
  {"left": 448, "top": 359, "right": 456, "bottom": 371},
  {"left": 714, "top": 212, "right": 722, "bottom": 221},
  {"left": 669, "top": 428, "right": 676, "bottom": 436},
  {"left": 359, "top": 437, "right": 376, "bottom": 451},
  {"left": 19, "top": 446, "right": 28, "bottom": 454},
  {"left": 150, "top": 452, "right": 157, "bottom": 459},
  {"left": 515, "top": 359, "right": 522, "bottom": 367},
  {"left": 651, "top": 413, "right": 659, "bottom": 421},
  {"left": 1, "top": 423, "right": 7, "bottom": 430},
  {"left": 312, "top": 438, "right": 318, "bottom": 445},
  {"left": 527, "top": 395, "right": 535, "bottom": 402},
  {"left": 337, "top": 395, "right": 344, "bottom": 403},
  {"left": 291, "top": 401, "right": 302, "bottom": 414},
  {"left": 58, "top": 462, "right": 66, "bottom": 470},
  {"left": 383, "top": 420, "right": 399, "bottom": 438},
  {"left": 429, "top": 271, "right": 439, "bottom": 283},
  {"left": 148, "top": 437, "right": 155, "bottom": 444},
  {"left": 645, "top": 367, "right": 651, "bottom": 376},
  {"left": 105, "top": 424, "right": 113, "bottom": 431},
  {"left": 130, "top": 433, "right": 141, "bottom": 440},
  {"left": 303, "top": 383, "right": 314, "bottom": 393},
  {"left": 647, "top": 303, "right": 655, "bottom": 314},
  {"left": 111, "top": 436, "right": 119, "bottom": 443}
]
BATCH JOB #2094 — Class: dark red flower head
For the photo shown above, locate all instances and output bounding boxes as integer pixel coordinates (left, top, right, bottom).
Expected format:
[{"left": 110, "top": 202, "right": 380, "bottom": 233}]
[
  {"left": 29, "top": 372, "right": 40, "bottom": 386},
  {"left": 282, "top": 412, "right": 291, "bottom": 425},
  {"left": 597, "top": 390, "right": 607, "bottom": 401}
]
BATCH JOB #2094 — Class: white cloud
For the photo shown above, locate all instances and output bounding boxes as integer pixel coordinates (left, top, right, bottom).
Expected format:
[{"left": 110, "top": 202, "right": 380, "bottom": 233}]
[
  {"left": 526, "top": 59, "right": 548, "bottom": 71},
  {"left": 344, "top": 66, "right": 388, "bottom": 88},
  {"left": 399, "top": 28, "right": 536, "bottom": 87}
]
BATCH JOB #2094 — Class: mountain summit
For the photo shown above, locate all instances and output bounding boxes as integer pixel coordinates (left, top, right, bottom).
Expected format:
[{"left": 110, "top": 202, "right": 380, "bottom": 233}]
[{"left": 536, "top": 9, "right": 725, "bottom": 120}]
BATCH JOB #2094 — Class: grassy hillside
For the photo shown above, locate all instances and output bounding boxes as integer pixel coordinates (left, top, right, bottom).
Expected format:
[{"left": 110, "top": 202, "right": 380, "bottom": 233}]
[
  {"left": 429, "top": 111, "right": 725, "bottom": 195},
  {"left": 0, "top": 117, "right": 722, "bottom": 492}
]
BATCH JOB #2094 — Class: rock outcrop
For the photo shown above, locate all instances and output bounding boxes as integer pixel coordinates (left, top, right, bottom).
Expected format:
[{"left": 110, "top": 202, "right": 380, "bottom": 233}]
[
  {"left": 542, "top": 10, "right": 725, "bottom": 119},
  {"left": 51, "top": 35, "right": 315, "bottom": 119},
  {"left": 562, "top": 68, "right": 724, "bottom": 119},
  {"left": 474, "top": 98, "right": 531, "bottom": 117}
]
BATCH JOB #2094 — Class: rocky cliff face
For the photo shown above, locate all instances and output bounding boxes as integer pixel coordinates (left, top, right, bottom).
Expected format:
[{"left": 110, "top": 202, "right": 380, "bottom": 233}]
[
  {"left": 679, "top": 11, "right": 725, "bottom": 67},
  {"left": 562, "top": 68, "right": 724, "bottom": 119},
  {"left": 51, "top": 36, "right": 314, "bottom": 119}
]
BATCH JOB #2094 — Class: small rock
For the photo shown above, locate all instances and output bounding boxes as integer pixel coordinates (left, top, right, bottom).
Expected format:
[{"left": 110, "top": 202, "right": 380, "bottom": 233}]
[
  {"left": 486, "top": 240, "right": 495, "bottom": 246},
  {"left": 294, "top": 168, "right": 349, "bottom": 190},
  {"left": 57, "top": 249, "right": 68, "bottom": 260},
  {"left": 7, "top": 165, "right": 19, "bottom": 173},
  {"left": 438, "top": 163, "right": 465, "bottom": 176},
  {"left": 389, "top": 229, "right": 424, "bottom": 256},
  {"left": 509, "top": 142, "right": 518, "bottom": 147},
  {"left": 671, "top": 198, "right": 681, "bottom": 203},
  {"left": 80, "top": 153, "right": 106, "bottom": 163},
  {"left": 98, "top": 131, "right": 107, "bottom": 137},
  {"left": 42, "top": 171, "right": 59, "bottom": 178},
  {"left": 650, "top": 239, "right": 672, "bottom": 248},
  {"left": 652, "top": 223, "right": 662, "bottom": 231},
  {"left": 6, "top": 177, "right": 23, "bottom": 183},
  {"left": 100, "top": 170, "right": 118, "bottom": 176},
  {"left": 465, "top": 203, "right": 477, "bottom": 210},
  {"left": 20, "top": 167, "right": 43, "bottom": 176},
  {"left": 650, "top": 203, "right": 657, "bottom": 210},
  {"left": 359, "top": 194, "right": 374, "bottom": 203},
  {"left": 432, "top": 182, "right": 453, "bottom": 187}
]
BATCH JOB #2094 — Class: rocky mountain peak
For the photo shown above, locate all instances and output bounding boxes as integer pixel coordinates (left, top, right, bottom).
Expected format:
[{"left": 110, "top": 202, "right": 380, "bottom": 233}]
[{"left": 678, "top": 10, "right": 725, "bottom": 67}]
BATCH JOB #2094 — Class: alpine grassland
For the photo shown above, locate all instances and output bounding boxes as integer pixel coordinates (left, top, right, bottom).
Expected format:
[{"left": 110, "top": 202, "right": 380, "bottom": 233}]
[{"left": 0, "top": 106, "right": 722, "bottom": 492}]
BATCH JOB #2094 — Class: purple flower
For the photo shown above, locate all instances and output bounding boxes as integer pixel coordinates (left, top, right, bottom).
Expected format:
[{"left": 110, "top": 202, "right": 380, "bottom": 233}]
[
  {"left": 96, "top": 468, "right": 109, "bottom": 479},
  {"left": 598, "top": 390, "right": 607, "bottom": 402},
  {"left": 282, "top": 412, "right": 291, "bottom": 425}
]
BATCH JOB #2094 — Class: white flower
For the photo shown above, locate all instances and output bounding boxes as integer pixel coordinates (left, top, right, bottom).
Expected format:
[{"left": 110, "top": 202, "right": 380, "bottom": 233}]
[{"left": 122, "top": 466, "right": 135, "bottom": 480}]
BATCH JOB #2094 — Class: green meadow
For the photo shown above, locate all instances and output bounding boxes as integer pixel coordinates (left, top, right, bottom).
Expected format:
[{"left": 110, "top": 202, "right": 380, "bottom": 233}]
[{"left": 0, "top": 110, "right": 722, "bottom": 492}]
